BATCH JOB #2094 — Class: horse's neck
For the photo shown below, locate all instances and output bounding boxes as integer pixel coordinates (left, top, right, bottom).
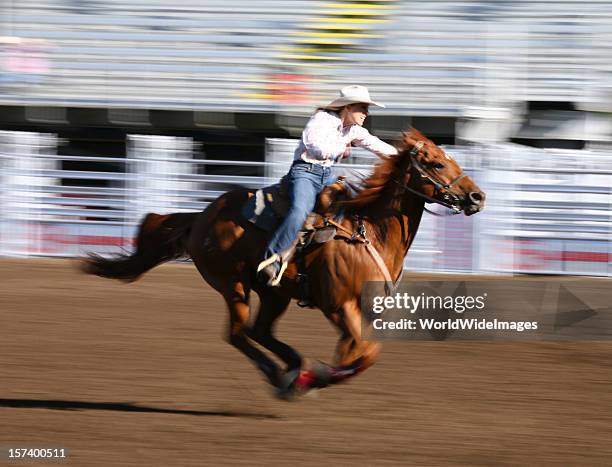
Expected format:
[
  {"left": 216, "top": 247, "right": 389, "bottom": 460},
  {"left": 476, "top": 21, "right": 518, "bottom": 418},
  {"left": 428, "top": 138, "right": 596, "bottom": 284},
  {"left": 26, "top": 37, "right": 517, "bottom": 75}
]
[{"left": 365, "top": 192, "right": 425, "bottom": 279}]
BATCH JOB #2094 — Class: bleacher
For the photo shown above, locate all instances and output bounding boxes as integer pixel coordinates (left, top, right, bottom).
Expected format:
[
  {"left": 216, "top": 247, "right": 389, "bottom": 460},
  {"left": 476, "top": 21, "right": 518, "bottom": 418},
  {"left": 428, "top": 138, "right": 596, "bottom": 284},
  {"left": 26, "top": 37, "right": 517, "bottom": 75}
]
[{"left": 1, "top": 0, "right": 611, "bottom": 115}]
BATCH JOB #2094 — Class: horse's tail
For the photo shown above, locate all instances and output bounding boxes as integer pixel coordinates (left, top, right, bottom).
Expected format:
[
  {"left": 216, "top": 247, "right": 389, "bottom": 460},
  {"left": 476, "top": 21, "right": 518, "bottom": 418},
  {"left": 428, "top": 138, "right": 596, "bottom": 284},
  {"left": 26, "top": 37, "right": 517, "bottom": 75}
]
[{"left": 81, "top": 212, "right": 198, "bottom": 282}]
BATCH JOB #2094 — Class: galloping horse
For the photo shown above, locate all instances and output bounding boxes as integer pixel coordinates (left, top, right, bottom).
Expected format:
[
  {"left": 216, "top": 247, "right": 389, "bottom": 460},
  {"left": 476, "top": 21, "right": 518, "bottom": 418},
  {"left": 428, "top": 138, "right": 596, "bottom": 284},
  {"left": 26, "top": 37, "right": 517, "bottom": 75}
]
[{"left": 82, "top": 129, "right": 485, "bottom": 399}]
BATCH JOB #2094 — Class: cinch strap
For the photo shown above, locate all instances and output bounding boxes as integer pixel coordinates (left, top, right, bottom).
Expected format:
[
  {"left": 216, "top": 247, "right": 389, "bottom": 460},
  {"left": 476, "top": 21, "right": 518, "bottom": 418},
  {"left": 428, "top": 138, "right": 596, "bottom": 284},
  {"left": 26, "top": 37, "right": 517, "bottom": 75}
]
[{"left": 325, "top": 218, "right": 399, "bottom": 296}]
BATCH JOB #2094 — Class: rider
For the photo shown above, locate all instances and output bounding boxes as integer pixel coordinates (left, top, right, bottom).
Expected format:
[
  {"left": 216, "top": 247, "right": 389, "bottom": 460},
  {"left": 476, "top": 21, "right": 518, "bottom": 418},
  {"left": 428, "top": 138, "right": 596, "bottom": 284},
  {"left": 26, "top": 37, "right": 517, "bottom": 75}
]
[{"left": 257, "top": 85, "right": 398, "bottom": 286}]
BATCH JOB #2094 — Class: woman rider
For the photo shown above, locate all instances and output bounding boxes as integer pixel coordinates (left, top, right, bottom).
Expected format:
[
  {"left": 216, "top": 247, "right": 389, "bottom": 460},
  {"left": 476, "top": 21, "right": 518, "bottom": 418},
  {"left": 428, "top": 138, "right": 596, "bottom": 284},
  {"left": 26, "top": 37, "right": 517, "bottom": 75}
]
[{"left": 257, "top": 85, "right": 398, "bottom": 286}]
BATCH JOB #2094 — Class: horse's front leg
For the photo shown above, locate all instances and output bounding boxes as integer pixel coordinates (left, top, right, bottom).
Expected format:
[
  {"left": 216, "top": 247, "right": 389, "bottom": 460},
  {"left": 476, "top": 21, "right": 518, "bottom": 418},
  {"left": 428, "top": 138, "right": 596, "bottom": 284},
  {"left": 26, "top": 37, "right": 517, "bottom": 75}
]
[
  {"left": 328, "top": 298, "right": 381, "bottom": 382},
  {"left": 290, "top": 299, "right": 382, "bottom": 394}
]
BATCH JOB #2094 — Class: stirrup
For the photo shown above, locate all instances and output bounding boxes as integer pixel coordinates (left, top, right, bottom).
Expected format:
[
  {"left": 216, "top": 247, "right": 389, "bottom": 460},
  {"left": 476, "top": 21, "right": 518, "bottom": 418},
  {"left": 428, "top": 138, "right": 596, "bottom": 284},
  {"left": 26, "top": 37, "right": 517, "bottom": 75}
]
[
  {"left": 270, "top": 260, "right": 288, "bottom": 286},
  {"left": 256, "top": 254, "right": 287, "bottom": 287}
]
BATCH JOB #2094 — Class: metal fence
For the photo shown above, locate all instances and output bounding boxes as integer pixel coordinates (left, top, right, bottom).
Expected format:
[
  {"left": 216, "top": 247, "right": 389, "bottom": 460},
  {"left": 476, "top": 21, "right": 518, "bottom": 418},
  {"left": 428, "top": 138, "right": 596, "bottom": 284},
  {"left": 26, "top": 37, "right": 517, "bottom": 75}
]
[
  {"left": 479, "top": 143, "right": 612, "bottom": 275},
  {"left": 1, "top": 130, "right": 611, "bottom": 275}
]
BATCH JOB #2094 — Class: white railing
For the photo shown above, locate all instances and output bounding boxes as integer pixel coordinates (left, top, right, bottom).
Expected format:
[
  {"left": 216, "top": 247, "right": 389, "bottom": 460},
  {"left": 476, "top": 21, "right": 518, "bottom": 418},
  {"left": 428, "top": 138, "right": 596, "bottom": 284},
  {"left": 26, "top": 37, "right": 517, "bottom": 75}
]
[
  {"left": 479, "top": 144, "right": 612, "bottom": 276},
  {"left": 1, "top": 131, "right": 611, "bottom": 276}
]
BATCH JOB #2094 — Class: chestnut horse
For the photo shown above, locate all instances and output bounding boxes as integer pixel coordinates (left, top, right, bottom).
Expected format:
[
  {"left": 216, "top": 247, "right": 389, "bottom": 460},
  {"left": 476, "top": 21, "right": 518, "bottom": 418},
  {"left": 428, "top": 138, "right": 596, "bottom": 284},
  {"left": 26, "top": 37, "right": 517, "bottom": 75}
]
[{"left": 82, "top": 129, "right": 485, "bottom": 399}]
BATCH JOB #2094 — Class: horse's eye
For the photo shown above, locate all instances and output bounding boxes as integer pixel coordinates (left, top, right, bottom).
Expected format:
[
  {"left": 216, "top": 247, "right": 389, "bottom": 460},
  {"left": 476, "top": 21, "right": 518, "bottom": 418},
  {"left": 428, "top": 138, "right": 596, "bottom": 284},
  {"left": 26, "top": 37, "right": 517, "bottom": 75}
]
[{"left": 431, "top": 162, "right": 444, "bottom": 170}]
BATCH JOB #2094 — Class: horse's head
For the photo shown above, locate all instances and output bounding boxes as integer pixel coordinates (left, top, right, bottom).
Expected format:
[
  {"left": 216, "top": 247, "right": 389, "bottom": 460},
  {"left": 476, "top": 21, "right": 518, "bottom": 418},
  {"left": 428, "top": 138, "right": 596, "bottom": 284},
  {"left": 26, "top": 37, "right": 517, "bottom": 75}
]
[{"left": 398, "top": 129, "right": 485, "bottom": 216}]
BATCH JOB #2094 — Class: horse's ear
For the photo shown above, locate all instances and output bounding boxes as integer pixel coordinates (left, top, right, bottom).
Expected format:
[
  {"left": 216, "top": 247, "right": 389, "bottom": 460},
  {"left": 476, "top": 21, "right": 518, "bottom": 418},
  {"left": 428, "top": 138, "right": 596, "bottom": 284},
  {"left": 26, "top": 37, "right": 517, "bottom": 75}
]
[
  {"left": 403, "top": 127, "right": 425, "bottom": 145},
  {"left": 395, "top": 135, "right": 408, "bottom": 152},
  {"left": 399, "top": 129, "right": 415, "bottom": 148}
]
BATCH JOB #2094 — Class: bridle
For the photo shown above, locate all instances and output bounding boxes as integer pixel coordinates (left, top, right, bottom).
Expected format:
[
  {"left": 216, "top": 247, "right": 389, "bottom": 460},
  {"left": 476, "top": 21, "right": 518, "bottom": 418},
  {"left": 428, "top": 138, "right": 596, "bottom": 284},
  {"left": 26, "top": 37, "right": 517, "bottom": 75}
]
[{"left": 396, "top": 141, "right": 467, "bottom": 215}]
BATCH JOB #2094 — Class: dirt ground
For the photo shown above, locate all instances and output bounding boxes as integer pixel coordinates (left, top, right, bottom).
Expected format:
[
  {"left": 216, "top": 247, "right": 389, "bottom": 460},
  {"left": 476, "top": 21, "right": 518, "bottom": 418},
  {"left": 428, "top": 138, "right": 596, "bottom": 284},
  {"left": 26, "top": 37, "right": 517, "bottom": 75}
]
[{"left": 1, "top": 258, "right": 611, "bottom": 466}]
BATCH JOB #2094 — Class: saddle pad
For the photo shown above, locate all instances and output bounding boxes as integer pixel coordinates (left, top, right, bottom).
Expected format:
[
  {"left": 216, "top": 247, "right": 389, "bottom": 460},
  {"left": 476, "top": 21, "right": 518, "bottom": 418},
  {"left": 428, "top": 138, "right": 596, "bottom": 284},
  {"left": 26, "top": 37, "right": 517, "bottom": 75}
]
[{"left": 242, "top": 184, "right": 289, "bottom": 233}]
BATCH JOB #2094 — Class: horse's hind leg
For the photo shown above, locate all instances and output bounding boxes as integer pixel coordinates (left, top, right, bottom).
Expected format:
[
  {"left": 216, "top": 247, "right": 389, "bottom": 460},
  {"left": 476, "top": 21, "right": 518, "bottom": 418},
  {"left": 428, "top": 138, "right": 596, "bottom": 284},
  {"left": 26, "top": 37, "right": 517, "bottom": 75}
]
[
  {"left": 224, "top": 282, "right": 281, "bottom": 388},
  {"left": 247, "top": 291, "right": 302, "bottom": 373}
]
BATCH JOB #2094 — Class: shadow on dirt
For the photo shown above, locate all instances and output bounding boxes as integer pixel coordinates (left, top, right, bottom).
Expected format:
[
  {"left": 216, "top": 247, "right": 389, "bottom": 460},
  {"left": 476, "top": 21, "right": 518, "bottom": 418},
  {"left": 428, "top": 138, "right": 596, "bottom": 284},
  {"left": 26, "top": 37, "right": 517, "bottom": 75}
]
[{"left": 0, "top": 398, "right": 279, "bottom": 419}]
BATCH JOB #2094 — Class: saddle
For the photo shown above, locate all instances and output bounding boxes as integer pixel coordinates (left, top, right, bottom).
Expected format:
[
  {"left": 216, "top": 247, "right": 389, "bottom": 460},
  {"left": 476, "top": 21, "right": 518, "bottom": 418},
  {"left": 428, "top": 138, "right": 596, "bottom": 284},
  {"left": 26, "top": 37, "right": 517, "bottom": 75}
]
[
  {"left": 242, "top": 177, "right": 348, "bottom": 307},
  {"left": 242, "top": 176, "right": 348, "bottom": 243}
]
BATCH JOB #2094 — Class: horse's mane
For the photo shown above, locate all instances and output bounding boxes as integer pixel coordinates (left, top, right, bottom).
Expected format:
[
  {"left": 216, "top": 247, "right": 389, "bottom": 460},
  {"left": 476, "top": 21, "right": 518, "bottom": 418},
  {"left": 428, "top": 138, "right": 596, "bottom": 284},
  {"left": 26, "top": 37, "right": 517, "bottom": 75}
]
[{"left": 343, "top": 128, "right": 428, "bottom": 209}]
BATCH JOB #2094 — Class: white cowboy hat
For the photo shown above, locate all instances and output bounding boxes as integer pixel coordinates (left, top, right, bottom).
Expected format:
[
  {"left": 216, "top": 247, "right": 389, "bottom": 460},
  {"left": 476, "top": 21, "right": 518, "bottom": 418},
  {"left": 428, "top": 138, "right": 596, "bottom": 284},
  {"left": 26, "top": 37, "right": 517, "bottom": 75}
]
[{"left": 325, "top": 85, "right": 385, "bottom": 109}]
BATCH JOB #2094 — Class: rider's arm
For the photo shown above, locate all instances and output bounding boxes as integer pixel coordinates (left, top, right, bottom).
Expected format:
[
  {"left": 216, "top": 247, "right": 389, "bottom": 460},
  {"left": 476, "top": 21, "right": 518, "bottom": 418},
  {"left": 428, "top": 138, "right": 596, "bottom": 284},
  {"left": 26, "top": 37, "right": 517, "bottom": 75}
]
[
  {"left": 350, "top": 126, "right": 398, "bottom": 158},
  {"left": 301, "top": 111, "right": 349, "bottom": 161}
]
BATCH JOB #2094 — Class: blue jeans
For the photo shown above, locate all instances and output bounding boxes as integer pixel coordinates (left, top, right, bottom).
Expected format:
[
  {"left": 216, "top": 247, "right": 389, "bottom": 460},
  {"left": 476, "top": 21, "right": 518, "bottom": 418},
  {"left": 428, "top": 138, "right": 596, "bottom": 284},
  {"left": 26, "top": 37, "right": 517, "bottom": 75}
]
[{"left": 266, "top": 160, "right": 335, "bottom": 257}]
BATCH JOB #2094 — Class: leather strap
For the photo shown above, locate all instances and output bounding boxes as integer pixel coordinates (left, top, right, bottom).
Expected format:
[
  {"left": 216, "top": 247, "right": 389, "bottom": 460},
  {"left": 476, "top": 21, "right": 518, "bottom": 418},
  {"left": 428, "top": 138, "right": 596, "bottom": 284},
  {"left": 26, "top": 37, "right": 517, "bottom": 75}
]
[
  {"left": 325, "top": 218, "right": 397, "bottom": 295},
  {"left": 365, "top": 242, "right": 394, "bottom": 290}
]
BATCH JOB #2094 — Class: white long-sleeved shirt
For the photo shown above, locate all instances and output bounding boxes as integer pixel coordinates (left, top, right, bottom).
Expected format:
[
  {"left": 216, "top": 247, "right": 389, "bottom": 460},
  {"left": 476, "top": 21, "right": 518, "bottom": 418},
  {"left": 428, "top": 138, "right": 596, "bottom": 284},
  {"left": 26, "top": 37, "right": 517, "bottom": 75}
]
[{"left": 293, "top": 110, "right": 398, "bottom": 167}]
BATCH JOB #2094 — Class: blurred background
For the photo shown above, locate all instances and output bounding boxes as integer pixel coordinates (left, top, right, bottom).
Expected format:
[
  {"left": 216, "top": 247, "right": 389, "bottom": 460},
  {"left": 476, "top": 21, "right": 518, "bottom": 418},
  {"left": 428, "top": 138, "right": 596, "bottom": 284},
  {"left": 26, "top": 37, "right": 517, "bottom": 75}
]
[
  {"left": 1, "top": 6, "right": 611, "bottom": 464},
  {"left": 1, "top": 0, "right": 612, "bottom": 275}
]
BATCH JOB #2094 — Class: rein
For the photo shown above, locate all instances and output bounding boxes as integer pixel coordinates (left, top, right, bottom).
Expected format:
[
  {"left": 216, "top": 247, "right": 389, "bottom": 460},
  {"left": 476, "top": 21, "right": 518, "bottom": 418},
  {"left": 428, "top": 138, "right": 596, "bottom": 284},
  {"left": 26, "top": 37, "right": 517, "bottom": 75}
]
[{"left": 320, "top": 139, "right": 468, "bottom": 294}]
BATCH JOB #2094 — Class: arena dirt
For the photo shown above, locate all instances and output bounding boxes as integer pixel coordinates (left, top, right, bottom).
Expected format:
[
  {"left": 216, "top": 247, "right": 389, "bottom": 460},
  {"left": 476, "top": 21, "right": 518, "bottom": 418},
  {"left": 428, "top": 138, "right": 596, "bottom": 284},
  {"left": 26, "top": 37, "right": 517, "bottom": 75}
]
[{"left": 1, "top": 259, "right": 611, "bottom": 466}]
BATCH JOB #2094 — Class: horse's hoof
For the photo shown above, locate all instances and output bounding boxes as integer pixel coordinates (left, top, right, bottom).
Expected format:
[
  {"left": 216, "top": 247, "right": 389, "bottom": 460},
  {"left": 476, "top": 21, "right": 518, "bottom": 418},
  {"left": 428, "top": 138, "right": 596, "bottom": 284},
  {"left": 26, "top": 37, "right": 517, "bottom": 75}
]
[
  {"left": 275, "top": 387, "right": 299, "bottom": 401},
  {"left": 275, "top": 368, "right": 301, "bottom": 401},
  {"left": 275, "top": 368, "right": 318, "bottom": 401},
  {"left": 309, "top": 361, "right": 333, "bottom": 388}
]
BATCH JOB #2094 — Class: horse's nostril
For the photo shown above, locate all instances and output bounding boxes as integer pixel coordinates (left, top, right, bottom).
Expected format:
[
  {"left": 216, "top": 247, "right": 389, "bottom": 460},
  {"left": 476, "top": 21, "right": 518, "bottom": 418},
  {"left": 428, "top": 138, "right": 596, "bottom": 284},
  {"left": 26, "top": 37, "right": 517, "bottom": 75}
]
[{"left": 469, "top": 192, "right": 484, "bottom": 204}]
